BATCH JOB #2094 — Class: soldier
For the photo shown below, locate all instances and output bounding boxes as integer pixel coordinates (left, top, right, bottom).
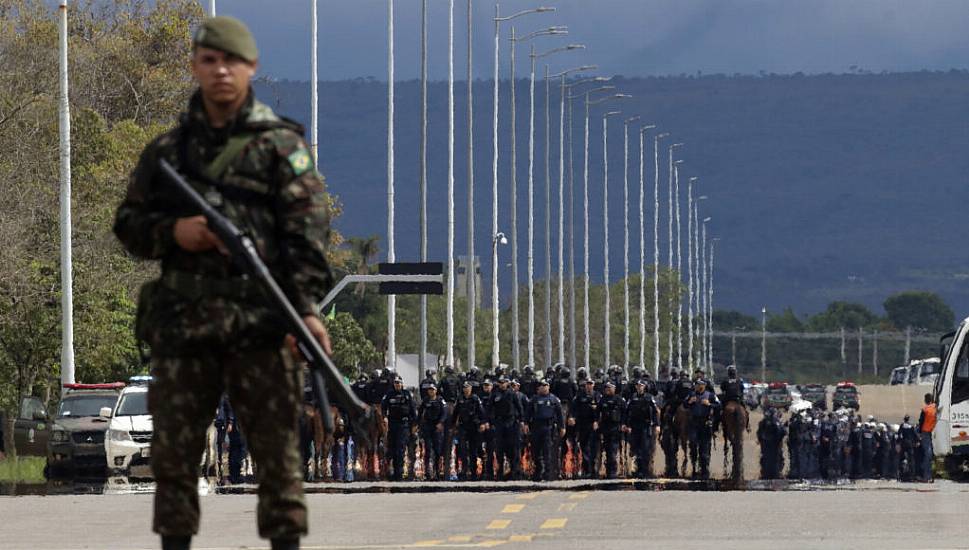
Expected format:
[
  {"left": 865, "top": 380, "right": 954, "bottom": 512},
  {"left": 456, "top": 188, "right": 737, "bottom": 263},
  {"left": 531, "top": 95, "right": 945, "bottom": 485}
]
[
  {"left": 525, "top": 381, "right": 566, "bottom": 481},
  {"left": 757, "top": 408, "right": 786, "bottom": 479},
  {"left": 381, "top": 377, "right": 417, "bottom": 481},
  {"left": 623, "top": 378, "right": 660, "bottom": 478},
  {"left": 686, "top": 378, "right": 715, "bottom": 479},
  {"left": 417, "top": 385, "right": 448, "bottom": 481},
  {"left": 491, "top": 377, "right": 525, "bottom": 480},
  {"left": 786, "top": 412, "right": 802, "bottom": 479},
  {"left": 114, "top": 16, "right": 332, "bottom": 550},
  {"left": 479, "top": 379, "right": 497, "bottom": 479},
  {"left": 597, "top": 382, "right": 626, "bottom": 479},
  {"left": 570, "top": 380, "right": 600, "bottom": 479},
  {"left": 452, "top": 382, "right": 486, "bottom": 480}
]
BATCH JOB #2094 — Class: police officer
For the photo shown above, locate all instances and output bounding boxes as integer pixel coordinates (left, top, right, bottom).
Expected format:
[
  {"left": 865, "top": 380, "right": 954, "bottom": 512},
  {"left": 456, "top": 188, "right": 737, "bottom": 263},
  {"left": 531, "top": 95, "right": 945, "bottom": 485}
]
[
  {"left": 623, "top": 378, "right": 660, "bottom": 478},
  {"left": 786, "top": 412, "right": 802, "bottom": 479},
  {"left": 570, "top": 380, "right": 600, "bottom": 478},
  {"left": 418, "top": 384, "right": 448, "bottom": 480},
  {"left": 381, "top": 377, "right": 417, "bottom": 481},
  {"left": 519, "top": 366, "right": 538, "bottom": 398},
  {"left": 597, "top": 382, "right": 626, "bottom": 479},
  {"left": 525, "top": 381, "right": 566, "bottom": 481},
  {"left": 452, "top": 382, "right": 486, "bottom": 480},
  {"left": 898, "top": 414, "right": 918, "bottom": 480},
  {"left": 420, "top": 370, "right": 438, "bottom": 400},
  {"left": 439, "top": 366, "right": 462, "bottom": 404},
  {"left": 351, "top": 374, "right": 370, "bottom": 404},
  {"left": 479, "top": 379, "right": 497, "bottom": 479},
  {"left": 719, "top": 366, "right": 744, "bottom": 408},
  {"left": 114, "top": 15, "right": 331, "bottom": 550},
  {"left": 491, "top": 377, "right": 525, "bottom": 480},
  {"left": 818, "top": 412, "right": 838, "bottom": 479},
  {"left": 466, "top": 366, "right": 484, "bottom": 398},
  {"left": 686, "top": 378, "right": 715, "bottom": 479},
  {"left": 757, "top": 408, "right": 786, "bottom": 479}
]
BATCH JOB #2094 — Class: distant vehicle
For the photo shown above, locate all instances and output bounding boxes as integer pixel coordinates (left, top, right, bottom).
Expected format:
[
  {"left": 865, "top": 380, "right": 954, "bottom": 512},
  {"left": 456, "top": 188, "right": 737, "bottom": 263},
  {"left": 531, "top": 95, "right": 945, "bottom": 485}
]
[
  {"left": 104, "top": 378, "right": 152, "bottom": 475},
  {"left": 889, "top": 366, "right": 909, "bottom": 386},
  {"left": 13, "top": 396, "right": 51, "bottom": 457},
  {"left": 46, "top": 383, "right": 124, "bottom": 477},
  {"left": 933, "top": 324, "right": 969, "bottom": 477},
  {"left": 911, "top": 358, "right": 942, "bottom": 386},
  {"left": 832, "top": 382, "right": 860, "bottom": 411},
  {"left": 742, "top": 382, "right": 762, "bottom": 410},
  {"left": 762, "top": 382, "right": 793, "bottom": 411},
  {"left": 798, "top": 384, "right": 828, "bottom": 410}
]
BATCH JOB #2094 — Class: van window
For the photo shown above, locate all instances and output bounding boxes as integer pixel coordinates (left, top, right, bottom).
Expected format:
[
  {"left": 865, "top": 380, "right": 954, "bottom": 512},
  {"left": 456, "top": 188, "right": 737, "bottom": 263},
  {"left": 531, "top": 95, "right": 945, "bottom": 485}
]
[{"left": 953, "top": 345, "right": 969, "bottom": 405}]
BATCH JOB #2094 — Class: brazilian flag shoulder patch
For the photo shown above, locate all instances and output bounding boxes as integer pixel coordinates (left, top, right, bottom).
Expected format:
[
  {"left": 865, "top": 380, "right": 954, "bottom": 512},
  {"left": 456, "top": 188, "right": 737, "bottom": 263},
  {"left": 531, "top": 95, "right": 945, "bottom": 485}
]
[{"left": 287, "top": 148, "right": 313, "bottom": 177}]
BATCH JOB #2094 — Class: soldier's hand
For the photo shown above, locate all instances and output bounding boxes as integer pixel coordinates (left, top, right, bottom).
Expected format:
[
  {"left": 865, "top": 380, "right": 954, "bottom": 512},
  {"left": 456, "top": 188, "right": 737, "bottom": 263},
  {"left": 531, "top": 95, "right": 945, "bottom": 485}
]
[
  {"left": 287, "top": 315, "right": 333, "bottom": 358},
  {"left": 173, "top": 215, "right": 228, "bottom": 254},
  {"left": 567, "top": 417, "right": 575, "bottom": 427},
  {"left": 559, "top": 428, "right": 566, "bottom": 438}
]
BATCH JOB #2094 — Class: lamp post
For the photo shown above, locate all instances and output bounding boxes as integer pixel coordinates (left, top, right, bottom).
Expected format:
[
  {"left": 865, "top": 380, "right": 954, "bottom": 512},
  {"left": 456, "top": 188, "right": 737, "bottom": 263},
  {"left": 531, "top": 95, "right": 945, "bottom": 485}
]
[
  {"left": 622, "top": 115, "right": 640, "bottom": 370},
  {"left": 208, "top": 0, "right": 215, "bottom": 16},
  {"left": 638, "top": 124, "right": 656, "bottom": 370},
  {"left": 58, "top": 0, "right": 74, "bottom": 385},
  {"left": 510, "top": 25, "right": 568, "bottom": 370},
  {"left": 709, "top": 237, "right": 720, "bottom": 371},
  {"left": 493, "top": 4, "right": 554, "bottom": 371},
  {"left": 387, "top": 0, "right": 396, "bottom": 369},
  {"left": 666, "top": 143, "right": 683, "bottom": 372},
  {"left": 652, "top": 132, "right": 669, "bottom": 379},
  {"left": 446, "top": 0, "right": 455, "bottom": 369},
  {"left": 761, "top": 306, "right": 767, "bottom": 382},
  {"left": 492, "top": 231, "right": 509, "bottom": 368},
  {"left": 692, "top": 195, "right": 707, "bottom": 369},
  {"left": 418, "top": 0, "right": 428, "bottom": 380},
  {"left": 672, "top": 157, "right": 683, "bottom": 370},
  {"left": 700, "top": 216, "right": 711, "bottom": 372},
  {"left": 602, "top": 109, "right": 623, "bottom": 369},
  {"left": 466, "top": 0, "right": 475, "bottom": 371},
  {"left": 686, "top": 177, "right": 698, "bottom": 371}
]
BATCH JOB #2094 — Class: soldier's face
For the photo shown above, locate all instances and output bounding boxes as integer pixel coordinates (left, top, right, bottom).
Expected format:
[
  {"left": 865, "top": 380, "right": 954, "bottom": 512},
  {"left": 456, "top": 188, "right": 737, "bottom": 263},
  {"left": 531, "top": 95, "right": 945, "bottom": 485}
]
[{"left": 191, "top": 47, "right": 257, "bottom": 106}]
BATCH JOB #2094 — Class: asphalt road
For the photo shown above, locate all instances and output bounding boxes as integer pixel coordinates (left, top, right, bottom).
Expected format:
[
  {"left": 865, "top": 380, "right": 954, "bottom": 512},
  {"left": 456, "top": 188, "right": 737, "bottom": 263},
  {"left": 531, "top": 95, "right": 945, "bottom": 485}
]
[{"left": 2, "top": 480, "right": 968, "bottom": 550}]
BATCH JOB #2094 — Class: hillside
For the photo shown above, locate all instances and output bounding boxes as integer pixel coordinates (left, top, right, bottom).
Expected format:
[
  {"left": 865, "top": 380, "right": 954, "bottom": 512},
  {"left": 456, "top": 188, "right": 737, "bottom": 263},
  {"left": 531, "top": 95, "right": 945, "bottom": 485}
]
[{"left": 255, "top": 71, "right": 969, "bottom": 318}]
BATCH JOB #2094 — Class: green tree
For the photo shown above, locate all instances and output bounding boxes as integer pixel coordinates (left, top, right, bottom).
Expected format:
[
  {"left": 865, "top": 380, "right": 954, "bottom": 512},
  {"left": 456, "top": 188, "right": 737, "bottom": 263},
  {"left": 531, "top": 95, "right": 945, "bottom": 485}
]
[
  {"left": 327, "top": 312, "right": 380, "bottom": 377},
  {"left": 806, "top": 301, "right": 879, "bottom": 331},
  {"left": 767, "top": 307, "right": 803, "bottom": 333},
  {"left": 713, "top": 309, "right": 758, "bottom": 331},
  {"left": 884, "top": 291, "right": 955, "bottom": 332}
]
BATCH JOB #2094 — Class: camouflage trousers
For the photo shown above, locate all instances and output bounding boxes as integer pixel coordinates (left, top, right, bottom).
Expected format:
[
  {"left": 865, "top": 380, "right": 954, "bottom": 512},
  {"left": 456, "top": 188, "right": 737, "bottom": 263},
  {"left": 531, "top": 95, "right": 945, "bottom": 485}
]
[{"left": 149, "top": 345, "right": 306, "bottom": 539}]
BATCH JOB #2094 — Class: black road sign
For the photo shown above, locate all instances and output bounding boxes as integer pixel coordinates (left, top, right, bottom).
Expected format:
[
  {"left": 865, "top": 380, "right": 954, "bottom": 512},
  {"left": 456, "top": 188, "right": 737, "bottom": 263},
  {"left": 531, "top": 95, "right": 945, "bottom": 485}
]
[{"left": 377, "top": 262, "right": 444, "bottom": 295}]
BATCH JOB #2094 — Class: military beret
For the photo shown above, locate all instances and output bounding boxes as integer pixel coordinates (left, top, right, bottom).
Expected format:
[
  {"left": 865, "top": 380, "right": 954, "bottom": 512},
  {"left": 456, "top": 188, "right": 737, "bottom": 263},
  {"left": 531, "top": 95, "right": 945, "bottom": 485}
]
[{"left": 194, "top": 16, "right": 259, "bottom": 62}]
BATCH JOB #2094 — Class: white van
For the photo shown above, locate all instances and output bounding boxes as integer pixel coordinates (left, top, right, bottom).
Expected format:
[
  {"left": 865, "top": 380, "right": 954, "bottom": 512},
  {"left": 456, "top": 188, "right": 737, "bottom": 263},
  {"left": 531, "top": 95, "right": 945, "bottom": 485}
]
[
  {"left": 932, "top": 322, "right": 969, "bottom": 475},
  {"left": 102, "top": 381, "right": 152, "bottom": 474}
]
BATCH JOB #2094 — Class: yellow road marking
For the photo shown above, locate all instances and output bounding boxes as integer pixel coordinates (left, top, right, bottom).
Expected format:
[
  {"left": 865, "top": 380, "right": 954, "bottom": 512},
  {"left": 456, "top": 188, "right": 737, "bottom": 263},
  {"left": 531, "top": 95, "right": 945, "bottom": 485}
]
[
  {"left": 568, "top": 493, "right": 589, "bottom": 500},
  {"left": 413, "top": 541, "right": 443, "bottom": 547},
  {"left": 509, "top": 535, "right": 534, "bottom": 542},
  {"left": 486, "top": 519, "right": 511, "bottom": 530},
  {"left": 540, "top": 518, "right": 568, "bottom": 529},
  {"left": 501, "top": 504, "right": 525, "bottom": 514},
  {"left": 557, "top": 502, "right": 577, "bottom": 512},
  {"left": 475, "top": 541, "right": 507, "bottom": 548},
  {"left": 516, "top": 492, "right": 541, "bottom": 500},
  {"left": 448, "top": 536, "right": 473, "bottom": 543}
]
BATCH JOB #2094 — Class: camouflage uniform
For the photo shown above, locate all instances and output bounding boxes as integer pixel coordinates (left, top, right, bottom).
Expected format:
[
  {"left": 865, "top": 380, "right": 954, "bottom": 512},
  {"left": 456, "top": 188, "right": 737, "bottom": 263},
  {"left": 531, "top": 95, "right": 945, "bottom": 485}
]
[{"left": 114, "top": 89, "right": 333, "bottom": 539}]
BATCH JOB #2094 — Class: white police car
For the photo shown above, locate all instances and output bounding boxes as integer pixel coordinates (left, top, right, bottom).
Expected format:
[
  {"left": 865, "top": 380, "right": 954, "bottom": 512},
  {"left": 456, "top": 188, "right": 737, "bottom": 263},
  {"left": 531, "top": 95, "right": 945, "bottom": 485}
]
[{"left": 102, "top": 376, "right": 153, "bottom": 474}]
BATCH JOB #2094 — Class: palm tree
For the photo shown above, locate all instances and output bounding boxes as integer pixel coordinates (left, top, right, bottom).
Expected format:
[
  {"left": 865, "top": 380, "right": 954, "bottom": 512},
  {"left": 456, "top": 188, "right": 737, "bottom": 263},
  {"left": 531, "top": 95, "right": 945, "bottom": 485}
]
[{"left": 346, "top": 236, "right": 381, "bottom": 297}]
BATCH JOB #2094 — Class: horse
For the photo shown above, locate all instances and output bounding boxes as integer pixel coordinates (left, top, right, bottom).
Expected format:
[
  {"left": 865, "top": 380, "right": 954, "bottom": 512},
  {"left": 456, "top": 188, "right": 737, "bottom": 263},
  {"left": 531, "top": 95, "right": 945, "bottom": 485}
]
[
  {"left": 353, "top": 407, "right": 386, "bottom": 480},
  {"left": 721, "top": 400, "right": 749, "bottom": 481},
  {"left": 673, "top": 405, "right": 693, "bottom": 477},
  {"left": 301, "top": 404, "right": 346, "bottom": 480}
]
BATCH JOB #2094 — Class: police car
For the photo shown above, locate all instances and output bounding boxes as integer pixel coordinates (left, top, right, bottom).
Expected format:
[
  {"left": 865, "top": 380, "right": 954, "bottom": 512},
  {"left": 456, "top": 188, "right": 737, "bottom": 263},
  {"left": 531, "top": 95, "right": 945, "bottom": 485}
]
[
  {"left": 103, "top": 376, "right": 153, "bottom": 474},
  {"left": 46, "top": 382, "right": 125, "bottom": 477},
  {"left": 832, "top": 381, "right": 860, "bottom": 410},
  {"left": 761, "top": 382, "right": 793, "bottom": 411}
]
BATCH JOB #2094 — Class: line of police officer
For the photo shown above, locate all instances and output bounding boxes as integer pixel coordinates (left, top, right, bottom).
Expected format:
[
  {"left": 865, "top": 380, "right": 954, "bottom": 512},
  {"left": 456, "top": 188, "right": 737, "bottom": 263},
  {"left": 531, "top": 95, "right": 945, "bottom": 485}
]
[
  {"left": 757, "top": 405, "right": 932, "bottom": 482},
  {"left": 343, "top": 363, "right": 736, "bottom": 481}
]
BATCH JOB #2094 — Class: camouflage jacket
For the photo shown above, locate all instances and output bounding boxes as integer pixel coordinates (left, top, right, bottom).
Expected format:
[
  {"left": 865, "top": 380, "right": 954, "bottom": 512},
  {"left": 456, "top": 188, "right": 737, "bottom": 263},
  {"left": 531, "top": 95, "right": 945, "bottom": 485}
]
[{"left": 114, "top": 90, "right": 334, "bottom": 354}]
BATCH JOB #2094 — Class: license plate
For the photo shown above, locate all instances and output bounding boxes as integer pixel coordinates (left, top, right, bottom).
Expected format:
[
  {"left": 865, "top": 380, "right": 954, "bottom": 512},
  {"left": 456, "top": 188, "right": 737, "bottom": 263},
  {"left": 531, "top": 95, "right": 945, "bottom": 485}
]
[{"left": 141, "top": 447, "right": 151, "bottom": 459}]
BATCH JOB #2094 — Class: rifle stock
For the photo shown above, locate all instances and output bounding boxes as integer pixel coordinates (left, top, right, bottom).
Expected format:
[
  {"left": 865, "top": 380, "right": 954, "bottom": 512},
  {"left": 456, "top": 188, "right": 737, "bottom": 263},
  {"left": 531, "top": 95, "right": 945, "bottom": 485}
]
[{"left": 158, "top": 160, "right": 370, "bottom": 434}]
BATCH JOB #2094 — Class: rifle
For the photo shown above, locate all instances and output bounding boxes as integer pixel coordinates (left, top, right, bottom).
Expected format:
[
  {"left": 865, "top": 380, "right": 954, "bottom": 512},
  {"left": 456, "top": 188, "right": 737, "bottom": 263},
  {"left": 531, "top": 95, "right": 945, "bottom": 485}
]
[{"left": 159, "top": 159, "right": 370, "bottom": 436}]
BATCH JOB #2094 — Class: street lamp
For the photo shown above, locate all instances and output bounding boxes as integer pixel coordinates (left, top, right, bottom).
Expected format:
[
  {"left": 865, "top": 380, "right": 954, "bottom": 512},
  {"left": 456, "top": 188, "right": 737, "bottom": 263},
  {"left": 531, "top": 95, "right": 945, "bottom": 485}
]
[
  {"left": 761, "top": 306, "right": 768, "bottom": 382},
  {"left": 602, "top": 109, "right": 625, "bottom": 370},
  {"left": 692, "top": 195, "right": 707, "bottom": 369},
  {"left": 701, "top": 216, "right": 711, "bottom": 372},
  {"left": 672, "top": 157, "right": 684, "bottom": 371},
  {"left": 638, "top": 124, "right": 656, "bottom": 370},
  {"left": 622, "top": 115, "right": 641, "bottom": 370},
  {"left": 509, "top": 25, "right": 568, "bottom": 370},
  {"left": 493, "top": 4, "right": 553, "bottom": 372},
  {"left": 652, "top": 132, "right": 669, "bottom": 379},
  {"left": 709, "top": 237, "right": 720, "bottom": 372},
  {"left": 492, "top": 231, "right": 509, "bottom": 369},
  {"left": 686, "top": 176, "right": 698, "bottom": 371},
  {"left": 666, "top": 144, "right": 683, "bottom": 372}
]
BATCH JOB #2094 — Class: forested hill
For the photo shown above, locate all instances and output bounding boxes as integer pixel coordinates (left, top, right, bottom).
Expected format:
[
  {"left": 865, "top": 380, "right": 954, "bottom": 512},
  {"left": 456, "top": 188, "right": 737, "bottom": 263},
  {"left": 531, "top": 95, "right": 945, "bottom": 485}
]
[{"left": 255, "top": 70, "right": 969, "bottom": 317}]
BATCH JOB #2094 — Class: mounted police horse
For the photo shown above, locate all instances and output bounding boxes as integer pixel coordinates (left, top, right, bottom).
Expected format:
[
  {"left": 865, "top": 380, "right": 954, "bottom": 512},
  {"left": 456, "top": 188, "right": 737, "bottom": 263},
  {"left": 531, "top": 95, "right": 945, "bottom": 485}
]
[{"left": 721, "top": 400, "right": 748, "bottom": 481}]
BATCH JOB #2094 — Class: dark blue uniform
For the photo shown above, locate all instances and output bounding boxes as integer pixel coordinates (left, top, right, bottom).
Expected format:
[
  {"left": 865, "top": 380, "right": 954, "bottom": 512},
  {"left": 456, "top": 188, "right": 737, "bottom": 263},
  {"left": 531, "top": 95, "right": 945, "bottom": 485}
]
[
  {"left": 381, "top": 388, "right": 417, "bottom": 481},
  {"left": 570, "top": 388, "right": 600, "bottom": 478},
  {"left": 757, "top": 412, "right": 786, "bottom": 479},
  {"left": 418, "top": 395, "right": 448, "bottom": 480},
  {"left": 453, "top": 392, "right": 485, "bottom": 480},
  {"left": 526, "top": 392, "right": 565, "bottom": 481},
  {"left": 686, "top": 389, "right": 714, "bottom": 479},
  {"left": 597, "top": 393, "right": 626, "bottom": 479},
  {"left": 491, "top": 386, "right": 524, "bottom": 480},
  {"left": 624, "top": 391, "right": 659, "bottom": 478}
]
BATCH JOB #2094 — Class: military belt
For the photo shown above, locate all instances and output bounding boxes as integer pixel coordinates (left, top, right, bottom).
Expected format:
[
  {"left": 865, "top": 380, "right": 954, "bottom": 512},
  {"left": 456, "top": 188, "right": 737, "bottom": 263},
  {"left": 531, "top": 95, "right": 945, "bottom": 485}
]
[{"left": 161, "top": 269, "right": 265, "bottom": 301}]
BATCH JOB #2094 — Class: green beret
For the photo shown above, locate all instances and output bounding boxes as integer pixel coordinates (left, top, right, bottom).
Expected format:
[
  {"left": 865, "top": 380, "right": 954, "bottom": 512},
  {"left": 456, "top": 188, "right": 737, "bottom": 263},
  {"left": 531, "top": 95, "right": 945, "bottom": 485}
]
[{"left": 193, "top": 16, "right": 259, "bottom": 63}]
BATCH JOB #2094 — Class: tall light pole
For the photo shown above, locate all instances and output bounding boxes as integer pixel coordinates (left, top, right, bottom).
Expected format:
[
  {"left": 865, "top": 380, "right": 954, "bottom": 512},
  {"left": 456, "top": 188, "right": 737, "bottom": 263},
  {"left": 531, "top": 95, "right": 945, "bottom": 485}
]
[
  {"left": 446, "top": 0, "right": 455, "bottom": 369},
  {"left": 310, "top": 0, "right": 318, "bottom": 163},
  {"left": 709, "top": 237, "right": 720, "bottom": 371},
  {"left": 652, "top": 132, "right": 669, "bottom": 379},
  {"left": 672, "top": 157, "right": 683, "bottom": 370},
  {"left": 692, "top": 195, "right": 707, "bottom": 369},
  {"left": 686, "top": 177, "right": 698, "bottom": 371},
  {"left": 622, "top": 115, "right": 640, "bottom": 370},
  {"left": 602, "top": 109, "right": 622, "bottom": 369},
  {"left": 466, "top": 0, "right": 476, "bottom": 371},
  {"left": 700, "top": 216, "right": 711, "bottom": 372},
  {"left": 492, "top": 231, "right": 509, "bottom": 368},
  {"left": 666, "top": 144, "right": 683, "bottom": 372},
  {"left": 761, "top": 306, "right": 767, "bottom": 381},
  {"left": 58, "top": 0, "right": 74, "bottom": 386},
  {"left": 638, "top": 124, "right": 655, "bottom": 369},
  {"left": 528, "top": 41, "right": 576, "bottom": 369},
  {"left": 208, "top": 0, "right": 215, "bottom": 16},
  {"left": 493, "top": 4, "right": 555, "bottom": 371},
  {"left": 386, "top": 0, "right": 397, "bottom": 369},
  {"left": 418, "top": 0, "right": 428, "bottom": 380},
  {"left": 510, "top": 26, "right": 567, "bottom": 369}
]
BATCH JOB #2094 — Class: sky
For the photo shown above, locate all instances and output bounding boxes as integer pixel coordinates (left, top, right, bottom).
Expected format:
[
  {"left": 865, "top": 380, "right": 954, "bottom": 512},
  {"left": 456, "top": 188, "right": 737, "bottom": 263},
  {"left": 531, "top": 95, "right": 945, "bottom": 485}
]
[{"left": 212, "top": 0, "right": 969, "bottom": 81}]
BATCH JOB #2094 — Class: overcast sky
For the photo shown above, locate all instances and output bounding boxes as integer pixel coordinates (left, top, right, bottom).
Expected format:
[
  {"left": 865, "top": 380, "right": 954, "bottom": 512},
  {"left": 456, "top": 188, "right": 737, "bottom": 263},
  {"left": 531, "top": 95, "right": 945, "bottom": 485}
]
[{"left": 212, "top": 0, "right": 969, "bottom": 81}]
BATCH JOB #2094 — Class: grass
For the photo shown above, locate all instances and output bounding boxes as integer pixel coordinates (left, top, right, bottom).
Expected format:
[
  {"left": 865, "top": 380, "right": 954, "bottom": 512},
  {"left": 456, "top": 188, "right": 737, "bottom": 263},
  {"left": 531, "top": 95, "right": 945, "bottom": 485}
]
[{"left": 0, "top": 456, "right": 46, "bottom": 483}]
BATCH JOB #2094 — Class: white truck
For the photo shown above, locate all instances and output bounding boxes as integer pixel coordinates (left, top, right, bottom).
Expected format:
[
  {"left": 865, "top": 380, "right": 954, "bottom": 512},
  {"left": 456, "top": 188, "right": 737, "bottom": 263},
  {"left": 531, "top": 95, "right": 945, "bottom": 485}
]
[
  {"left": 102, "top": 379, "right": 152, "bottom": 474},
  {"left": 932, "top": 321, "right": 969, "bottom": 476}
]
